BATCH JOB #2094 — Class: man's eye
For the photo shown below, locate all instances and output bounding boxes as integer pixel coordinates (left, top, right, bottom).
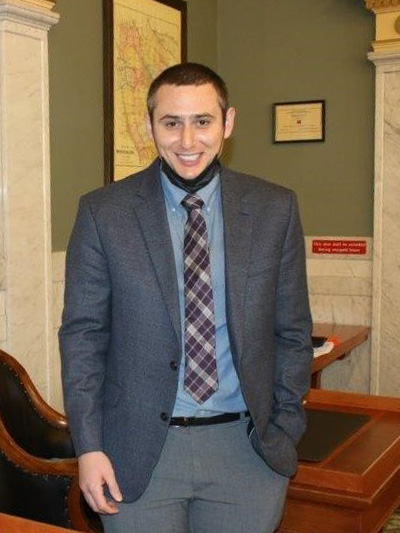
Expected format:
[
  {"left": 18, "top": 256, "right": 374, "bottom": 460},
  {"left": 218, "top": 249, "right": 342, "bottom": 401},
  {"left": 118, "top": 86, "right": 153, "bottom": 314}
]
[
  {"left": 197, "top": 119, "right": 210, "bottom": 127},
  {"left": 165, "top": 121, "right": 179, "bottom": 129}
]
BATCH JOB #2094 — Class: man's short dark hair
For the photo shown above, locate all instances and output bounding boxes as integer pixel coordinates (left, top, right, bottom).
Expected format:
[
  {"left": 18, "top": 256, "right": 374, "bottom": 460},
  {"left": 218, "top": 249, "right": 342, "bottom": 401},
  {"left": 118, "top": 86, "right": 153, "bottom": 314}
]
[{"left": 147, "top": 62, "right": 229, "bottom": 122}]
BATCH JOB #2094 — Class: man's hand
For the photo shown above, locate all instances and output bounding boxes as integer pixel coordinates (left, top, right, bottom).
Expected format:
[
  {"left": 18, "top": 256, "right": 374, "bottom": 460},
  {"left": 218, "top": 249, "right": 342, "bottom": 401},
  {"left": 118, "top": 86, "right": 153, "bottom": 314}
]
[{"left": 78, "top": 451, "right": 123, "bottom": 514}]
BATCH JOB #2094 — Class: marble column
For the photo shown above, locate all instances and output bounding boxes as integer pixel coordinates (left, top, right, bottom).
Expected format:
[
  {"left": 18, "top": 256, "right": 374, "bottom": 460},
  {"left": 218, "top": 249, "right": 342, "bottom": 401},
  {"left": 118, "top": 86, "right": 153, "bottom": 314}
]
[
  {"left": 0, "top": 0, "right": 59, "bottom": 399},
  {"left": 365, "top": 0, "right": 400, "bottom": 395}
]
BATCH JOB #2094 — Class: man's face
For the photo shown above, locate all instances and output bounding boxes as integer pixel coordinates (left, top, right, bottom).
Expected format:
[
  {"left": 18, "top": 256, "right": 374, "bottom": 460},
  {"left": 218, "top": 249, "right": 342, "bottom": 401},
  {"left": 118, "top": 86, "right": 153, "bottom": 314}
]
[{"left": 147, "top": 83, "right": 235, "bottom": 180}]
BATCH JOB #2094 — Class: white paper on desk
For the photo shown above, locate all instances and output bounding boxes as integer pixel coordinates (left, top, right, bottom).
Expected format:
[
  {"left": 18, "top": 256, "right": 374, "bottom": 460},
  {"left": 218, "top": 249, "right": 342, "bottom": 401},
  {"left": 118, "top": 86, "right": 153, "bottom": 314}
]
[{"left": 313, "top": 341, "right": 335, "bottom": 358}]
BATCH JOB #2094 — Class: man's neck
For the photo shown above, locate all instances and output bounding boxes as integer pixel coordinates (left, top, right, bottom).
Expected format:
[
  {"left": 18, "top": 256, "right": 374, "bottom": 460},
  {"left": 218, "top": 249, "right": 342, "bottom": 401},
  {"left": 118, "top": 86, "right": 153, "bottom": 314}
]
[{"left": 161, "top": 157, "right": 221, "bottom": 193}]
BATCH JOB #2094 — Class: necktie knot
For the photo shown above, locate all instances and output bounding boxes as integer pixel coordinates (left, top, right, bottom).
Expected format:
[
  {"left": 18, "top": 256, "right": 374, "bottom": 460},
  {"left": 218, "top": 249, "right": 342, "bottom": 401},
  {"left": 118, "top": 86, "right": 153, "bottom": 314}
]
[{"left": 181, "top": 194, "right": 204, "bottom": 213}]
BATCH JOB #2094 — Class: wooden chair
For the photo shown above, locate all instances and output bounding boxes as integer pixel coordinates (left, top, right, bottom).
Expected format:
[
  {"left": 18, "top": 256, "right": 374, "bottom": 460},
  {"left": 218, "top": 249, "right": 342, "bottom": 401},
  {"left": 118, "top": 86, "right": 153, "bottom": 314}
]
[{"left": 0, "top": 349, "right": 102, "bottom": 532}]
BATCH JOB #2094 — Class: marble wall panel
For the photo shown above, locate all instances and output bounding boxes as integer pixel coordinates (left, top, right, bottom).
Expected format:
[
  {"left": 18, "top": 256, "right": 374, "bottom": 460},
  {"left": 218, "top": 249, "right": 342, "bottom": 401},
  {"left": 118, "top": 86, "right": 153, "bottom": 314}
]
[
  {"left": 0, "top": 258, "right": 5, "bottom": 290},
  {"left": 310, "top": 294, "right": 372, "bottom": 327},
  {"left": 2, "top": 27, "right": 52, "bottom": 396},
  {"left": 307, "top": 257, "right": 372, "bottom": 278},
  {"left": 307, "top": 255, "right": 373, "bottom": 328},
  {"left": 307, "top": 249, "right": 372, "bottom": 393},
  {"left": 377, "top": 69, "right": 400, "bottom": 397},
  {"left": 0, "top": 290, "right": 5, "bottom": 316},
  {"left": 0, "top": 317, "right": 6, "bottom": 342},
  {"left": 0, "top": 290, "right": 5, "bottom": 343},
  {"left": 320, "top": 340, "right": 371, "bottom": 393},
  {"left": 51, "top": 251, "right": 65, "bottom": 410}
]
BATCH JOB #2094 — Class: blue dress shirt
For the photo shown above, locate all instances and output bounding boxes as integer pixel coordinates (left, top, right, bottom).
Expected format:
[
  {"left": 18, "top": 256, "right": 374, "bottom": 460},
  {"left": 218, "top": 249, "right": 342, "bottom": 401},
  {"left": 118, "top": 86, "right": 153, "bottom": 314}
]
[{"left": 160, "top": 169, "right": 247, "bottom": 417}]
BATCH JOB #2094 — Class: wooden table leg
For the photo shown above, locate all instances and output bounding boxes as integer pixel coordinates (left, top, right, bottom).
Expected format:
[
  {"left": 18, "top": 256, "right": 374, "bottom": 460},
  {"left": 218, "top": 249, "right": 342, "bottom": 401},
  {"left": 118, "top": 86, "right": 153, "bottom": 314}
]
[{"left": 311, "top": 370, "right": 321, "bottom": 389}]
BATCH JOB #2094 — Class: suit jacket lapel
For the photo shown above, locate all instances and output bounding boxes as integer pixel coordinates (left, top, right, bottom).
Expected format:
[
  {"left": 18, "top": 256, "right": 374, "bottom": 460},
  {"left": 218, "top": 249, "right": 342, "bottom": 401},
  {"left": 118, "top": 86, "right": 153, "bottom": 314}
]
[
  {"left": 221, "top": 168, "right": 253, "bottom": 364},
  {"left": 130, "top": 162, "right": 182, "bottom": 347}
]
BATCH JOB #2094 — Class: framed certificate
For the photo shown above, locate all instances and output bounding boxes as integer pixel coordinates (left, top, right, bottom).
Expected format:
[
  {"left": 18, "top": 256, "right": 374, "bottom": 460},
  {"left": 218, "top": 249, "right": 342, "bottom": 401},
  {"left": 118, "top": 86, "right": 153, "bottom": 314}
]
[
  {"left": 103, "top": 0, "right": 187, "bottom": 182},
  {"left": 273, "top": 100, "right": 325, "bottom": 143}
]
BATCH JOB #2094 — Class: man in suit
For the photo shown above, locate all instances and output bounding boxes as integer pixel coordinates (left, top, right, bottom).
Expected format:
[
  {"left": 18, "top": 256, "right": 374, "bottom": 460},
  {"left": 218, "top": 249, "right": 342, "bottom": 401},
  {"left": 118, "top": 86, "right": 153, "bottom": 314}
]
[{"left": 60, "top": 63, "right": 313, "bottom": 533}]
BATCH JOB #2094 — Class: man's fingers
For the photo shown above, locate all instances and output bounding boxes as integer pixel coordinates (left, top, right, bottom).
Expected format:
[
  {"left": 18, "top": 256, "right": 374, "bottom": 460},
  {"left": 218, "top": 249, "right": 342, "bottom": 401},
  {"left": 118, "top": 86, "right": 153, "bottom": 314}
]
[
  {"left": 89, "top": 483, "right": 119, "bottom": 514},
  {"left": 83, "top": 490, "right": 99, "bottom": 514},
  {"left": 107, "top": 475, "right": 123, "bottom": 503},
  {"left": 103, "top": 500, "right": 119, "bottom": 514}
]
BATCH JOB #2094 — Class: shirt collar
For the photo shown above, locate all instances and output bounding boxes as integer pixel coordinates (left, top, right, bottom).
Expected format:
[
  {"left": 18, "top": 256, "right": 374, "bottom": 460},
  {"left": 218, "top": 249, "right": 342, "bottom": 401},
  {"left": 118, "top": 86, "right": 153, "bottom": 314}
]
[{"left": 160, "top": 165, "right": 221, "bottom": 214}]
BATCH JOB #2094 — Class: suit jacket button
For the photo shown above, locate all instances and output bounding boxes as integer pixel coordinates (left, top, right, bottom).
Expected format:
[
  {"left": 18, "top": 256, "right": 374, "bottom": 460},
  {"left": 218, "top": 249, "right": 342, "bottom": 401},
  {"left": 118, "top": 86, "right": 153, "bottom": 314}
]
[
  {"left": 169, "top": 361, "right": 178, "bottom": 371},
  {"left": 160, "top": 412, "right": 169, "bottom": 422}
]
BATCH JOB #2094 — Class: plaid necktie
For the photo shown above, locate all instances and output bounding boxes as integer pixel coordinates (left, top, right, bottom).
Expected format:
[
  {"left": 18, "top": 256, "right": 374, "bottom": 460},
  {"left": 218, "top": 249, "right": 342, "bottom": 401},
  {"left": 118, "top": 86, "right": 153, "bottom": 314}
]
[{"left": 181, "top": 194, "right": 218, "bottom": 403}]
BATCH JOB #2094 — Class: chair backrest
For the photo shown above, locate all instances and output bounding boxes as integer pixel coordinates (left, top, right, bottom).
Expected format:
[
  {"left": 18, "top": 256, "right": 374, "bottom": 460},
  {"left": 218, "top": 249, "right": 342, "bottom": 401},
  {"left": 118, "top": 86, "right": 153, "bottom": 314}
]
[
  {"left": 0, "top": 448, "right": 74, "bottom": 528},
  {"left": 0, "top": 351, "right": 75, "bottom": 459},
  {"left": 0, "top": 350, "right": 102, "bottom": 532}
]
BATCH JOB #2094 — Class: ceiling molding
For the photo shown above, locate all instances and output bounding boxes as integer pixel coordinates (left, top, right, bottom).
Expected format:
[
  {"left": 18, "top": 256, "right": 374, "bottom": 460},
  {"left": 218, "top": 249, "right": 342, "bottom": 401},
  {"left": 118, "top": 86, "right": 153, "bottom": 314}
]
[{"left": 366, "top": 0, "right": 400, "bottom": 11}]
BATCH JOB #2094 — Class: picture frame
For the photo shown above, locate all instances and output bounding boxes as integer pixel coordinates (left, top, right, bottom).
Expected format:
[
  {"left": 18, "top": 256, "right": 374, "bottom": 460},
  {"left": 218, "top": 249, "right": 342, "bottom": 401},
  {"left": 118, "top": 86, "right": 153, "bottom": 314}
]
[
  {"left": 273, "top": 100, "right": 325, "bottom": 143},
  {"left": 103, "top": 0, "right": 187, "bottom": 182}
]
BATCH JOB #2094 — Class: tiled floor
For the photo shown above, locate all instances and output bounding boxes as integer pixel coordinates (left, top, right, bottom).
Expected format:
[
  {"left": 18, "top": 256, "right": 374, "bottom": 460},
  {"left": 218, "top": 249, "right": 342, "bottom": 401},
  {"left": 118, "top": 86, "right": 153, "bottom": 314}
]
[{"left": 383, "top": 507, "right": 400, "bottom": 532}]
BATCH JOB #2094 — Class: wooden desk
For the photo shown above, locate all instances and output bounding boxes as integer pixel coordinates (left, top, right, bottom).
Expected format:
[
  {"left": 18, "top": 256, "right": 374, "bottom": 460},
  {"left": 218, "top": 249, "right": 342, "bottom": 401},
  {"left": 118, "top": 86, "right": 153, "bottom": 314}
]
[
  {"left": 0, "top": 513, "right": 81, "bottom": 533},
  {"left": 278, "top": 389, "right": 400, "bottom": 533},
  {"left": 311, "top": 324, "right": 370, "bottom": 388}
]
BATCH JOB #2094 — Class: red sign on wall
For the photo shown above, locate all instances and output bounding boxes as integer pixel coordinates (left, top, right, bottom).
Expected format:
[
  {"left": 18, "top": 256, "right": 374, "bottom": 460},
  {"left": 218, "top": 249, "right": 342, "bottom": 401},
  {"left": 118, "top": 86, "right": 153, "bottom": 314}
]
[{"left": 312, "top": 239, "right": 367, "bottom": 255}]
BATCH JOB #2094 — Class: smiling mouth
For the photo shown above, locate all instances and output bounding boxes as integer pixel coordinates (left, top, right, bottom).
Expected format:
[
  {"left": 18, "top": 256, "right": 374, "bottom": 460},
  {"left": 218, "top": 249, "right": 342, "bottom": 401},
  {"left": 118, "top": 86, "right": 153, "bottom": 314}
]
[{"left": 177, "top": 153, "right": 201, "bottom": 163}]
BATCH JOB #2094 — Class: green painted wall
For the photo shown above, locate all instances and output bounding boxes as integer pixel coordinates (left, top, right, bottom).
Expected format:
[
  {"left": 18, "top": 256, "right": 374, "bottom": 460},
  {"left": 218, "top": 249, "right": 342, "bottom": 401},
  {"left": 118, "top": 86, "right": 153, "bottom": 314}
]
[
  {"left": 187, "top": 0, "right": 218, "bottom": 69},
  {"left": 49, "top": 0, "right": 104, "bottom": 251},
  {"left": 217, "top": 0, "right": 375, "bottom": 236},
  {"left": 50, "top": 0, "right": 374, "bottom": 250}
]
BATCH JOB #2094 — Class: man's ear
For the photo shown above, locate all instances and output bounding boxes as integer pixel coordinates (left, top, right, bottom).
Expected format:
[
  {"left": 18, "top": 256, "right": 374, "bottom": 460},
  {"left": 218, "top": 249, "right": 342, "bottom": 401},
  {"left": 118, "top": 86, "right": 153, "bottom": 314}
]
[
  {"left": 223, "top": 107, "right": 236, "bottom": 139},
  {"left": 146, "top": 114, "right": 153, "bottom": 139}
]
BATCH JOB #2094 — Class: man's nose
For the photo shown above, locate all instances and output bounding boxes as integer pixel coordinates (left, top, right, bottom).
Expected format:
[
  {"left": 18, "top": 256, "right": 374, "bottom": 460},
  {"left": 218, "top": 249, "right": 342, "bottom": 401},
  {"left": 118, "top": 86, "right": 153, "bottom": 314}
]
[{"left": 180, "top": 125, "right": 195, "bottom": 149}]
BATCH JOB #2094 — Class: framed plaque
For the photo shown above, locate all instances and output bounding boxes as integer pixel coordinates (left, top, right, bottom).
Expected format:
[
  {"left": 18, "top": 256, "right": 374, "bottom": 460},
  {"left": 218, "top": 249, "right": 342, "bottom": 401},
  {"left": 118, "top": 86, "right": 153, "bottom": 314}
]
[
  {"left": 273, "top": 100, "right": 325, "bottom": 143},
  {"left": 103, "top": 0, "right": 187, "bottom": 182}
]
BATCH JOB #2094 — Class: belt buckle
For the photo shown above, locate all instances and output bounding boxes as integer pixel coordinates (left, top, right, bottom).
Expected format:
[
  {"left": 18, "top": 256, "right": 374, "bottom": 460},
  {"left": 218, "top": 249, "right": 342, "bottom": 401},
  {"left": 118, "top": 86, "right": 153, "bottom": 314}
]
[{"left": 170, "top": 416, "right": 191, "bottom": 427}]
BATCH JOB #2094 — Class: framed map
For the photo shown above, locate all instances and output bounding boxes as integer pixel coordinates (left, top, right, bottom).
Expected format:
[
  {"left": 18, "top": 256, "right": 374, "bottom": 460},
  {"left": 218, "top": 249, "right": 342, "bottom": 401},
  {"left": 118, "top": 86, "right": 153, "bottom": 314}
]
[{"left": 103, "top": 0, "right": 187, "bottom": 182}]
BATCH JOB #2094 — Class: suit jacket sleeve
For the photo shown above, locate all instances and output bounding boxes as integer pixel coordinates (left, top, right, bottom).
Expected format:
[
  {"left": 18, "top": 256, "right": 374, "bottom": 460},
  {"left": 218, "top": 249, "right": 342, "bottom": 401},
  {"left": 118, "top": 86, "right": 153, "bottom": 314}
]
[
  {"left": 59, "top": 196, "right": 111, "bottom": 456},
  {"left": 272, "top": 191, "right": 313, "bottom": 444}
]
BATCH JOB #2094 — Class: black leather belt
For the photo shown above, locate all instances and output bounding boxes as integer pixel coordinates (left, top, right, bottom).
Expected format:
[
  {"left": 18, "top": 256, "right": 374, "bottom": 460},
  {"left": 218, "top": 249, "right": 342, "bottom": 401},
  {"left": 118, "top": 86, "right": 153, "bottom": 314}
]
[{"left": 169, "top": 411, "right": 250, "bottom": 427}]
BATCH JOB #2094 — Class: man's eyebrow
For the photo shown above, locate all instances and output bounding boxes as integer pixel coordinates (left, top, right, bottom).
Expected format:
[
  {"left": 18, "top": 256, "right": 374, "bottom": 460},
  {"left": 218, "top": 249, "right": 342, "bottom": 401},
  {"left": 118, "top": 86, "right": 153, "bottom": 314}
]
[
  {"left": 158, "top": 114, "right": 182, "bottom": 121},
  {"left": 193, "top": 113, "right": 215, "bottom": 118},
  {"left": 158, "top": 113, "right": 216, "bottom": 121}
]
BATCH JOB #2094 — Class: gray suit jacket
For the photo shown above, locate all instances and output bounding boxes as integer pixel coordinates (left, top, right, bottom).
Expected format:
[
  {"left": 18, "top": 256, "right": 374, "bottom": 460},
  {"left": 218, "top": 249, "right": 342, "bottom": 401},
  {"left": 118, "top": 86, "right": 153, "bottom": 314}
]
[{"left": 59, "top": 160, "right": 313, "bottom": 503}]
